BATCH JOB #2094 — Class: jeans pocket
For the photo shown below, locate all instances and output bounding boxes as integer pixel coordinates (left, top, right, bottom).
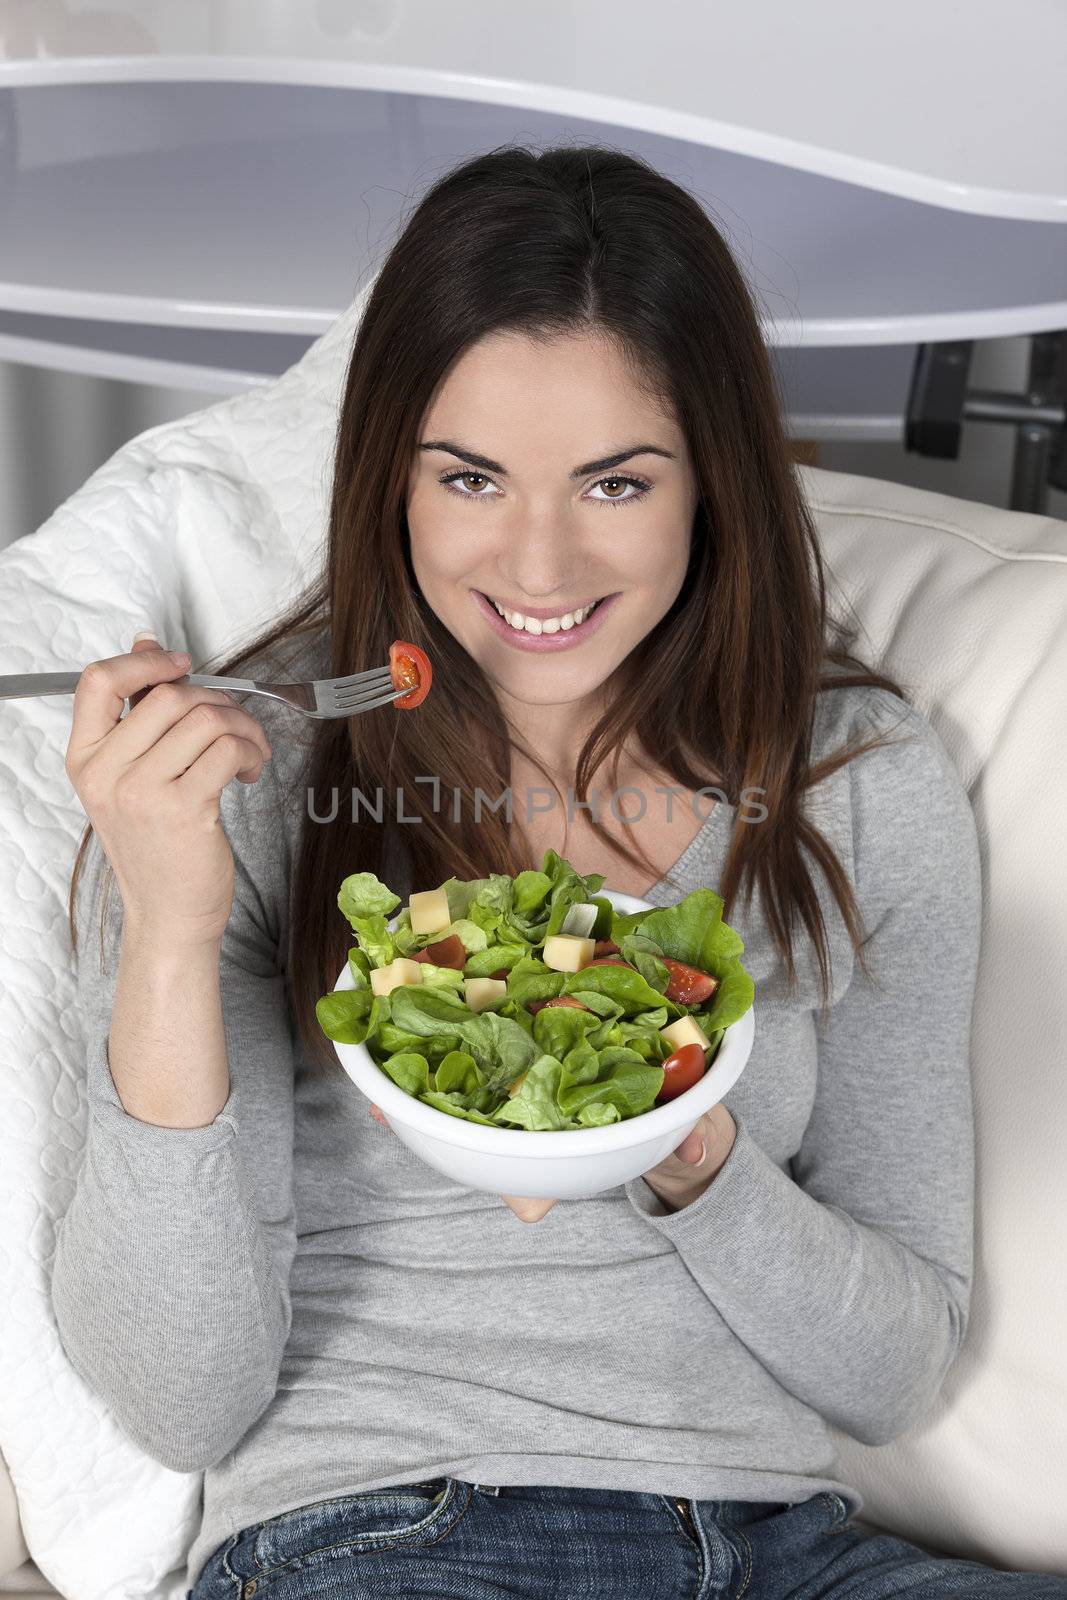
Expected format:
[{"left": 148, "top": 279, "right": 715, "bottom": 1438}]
[{"left": 225, "top": 1478, "right": 472, "bottom": 1586}]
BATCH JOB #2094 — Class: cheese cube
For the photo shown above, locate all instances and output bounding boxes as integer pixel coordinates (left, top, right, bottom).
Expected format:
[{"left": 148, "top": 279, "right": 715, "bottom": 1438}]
[
  {"left": 408, "top": 888, "right": 451, "bottom": 936},
  {"left": 542, "top": 934, "right": 595, "bottom": 972},
  {"left": 463, "top": 977, "right": 507, "bottom": 1013},
  {"left": 659, "top": 1015, "right": 712, "bottom": 1053},
  {"left": 370, "top": 958, "right": 425, "bottom": 997}
]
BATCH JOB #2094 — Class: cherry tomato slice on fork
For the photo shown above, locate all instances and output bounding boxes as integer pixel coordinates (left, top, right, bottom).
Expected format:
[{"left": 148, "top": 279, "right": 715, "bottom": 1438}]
[{"left": 389, "top": 640, "right": 432, "bottom": 709}]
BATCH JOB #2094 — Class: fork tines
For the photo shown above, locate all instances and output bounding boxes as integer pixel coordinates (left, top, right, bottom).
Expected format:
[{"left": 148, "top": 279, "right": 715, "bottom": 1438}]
[{"left": 331, "top": 665, "right": 401, "bottom": 713}]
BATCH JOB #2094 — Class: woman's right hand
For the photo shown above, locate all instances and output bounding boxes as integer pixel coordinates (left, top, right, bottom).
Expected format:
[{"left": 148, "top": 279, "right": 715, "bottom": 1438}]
[{"left": 65, "top": 633, "right": 274, "bottom": 951}]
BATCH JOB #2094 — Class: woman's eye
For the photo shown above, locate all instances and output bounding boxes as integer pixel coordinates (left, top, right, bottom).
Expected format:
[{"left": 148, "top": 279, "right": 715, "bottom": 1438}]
[
  {"left": 587, "top": 475, "right": 652, "bottom": 506},
  {"left": 440, "top": 471, "right": 497, "bottom": 498},
  {"left": 438, "top": 471, "right": 652, "bottom": 507}
]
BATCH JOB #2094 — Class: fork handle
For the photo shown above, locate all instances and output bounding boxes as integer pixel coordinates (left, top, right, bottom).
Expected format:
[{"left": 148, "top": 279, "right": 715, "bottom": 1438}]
[
  {"left": 0, "top": 672, "right": 84, "bottom": 699},
  {"left": 0, "top": 670, "right": 257, "bottom": 701},
  {"left": 185, "top": 673, "right": 258, "bottom": 692}
]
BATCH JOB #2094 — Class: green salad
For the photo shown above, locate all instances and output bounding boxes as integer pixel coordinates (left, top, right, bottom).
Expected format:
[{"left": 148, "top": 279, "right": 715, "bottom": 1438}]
[{"left": 315, "top": 850, "right": 754, "bottom": 1131}]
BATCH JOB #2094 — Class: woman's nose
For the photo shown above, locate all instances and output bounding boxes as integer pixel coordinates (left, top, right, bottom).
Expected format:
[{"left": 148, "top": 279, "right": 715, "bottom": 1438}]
[{"left": 495, "top": 522, "right": 580, "bottom": 599}]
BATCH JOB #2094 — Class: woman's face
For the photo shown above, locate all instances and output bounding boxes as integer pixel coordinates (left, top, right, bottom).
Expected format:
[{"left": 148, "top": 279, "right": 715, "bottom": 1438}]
[{"left": 406, "top": 329, "right": 700, "bottom": 710}]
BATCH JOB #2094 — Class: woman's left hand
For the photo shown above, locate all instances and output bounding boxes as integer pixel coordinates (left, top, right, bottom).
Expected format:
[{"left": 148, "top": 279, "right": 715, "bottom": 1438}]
[
  {"left": 633, "top": 1102, "right": 738, "bottom": 1214},
  {"left": 367, "top": 1101, "right": 737, "bottom": 1224}
]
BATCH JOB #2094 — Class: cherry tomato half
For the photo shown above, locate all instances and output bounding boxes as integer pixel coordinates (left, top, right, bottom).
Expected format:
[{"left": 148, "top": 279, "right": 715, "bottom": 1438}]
[
  {"left": 660, "top": 957, "right": 719, "bottom": 1006},
  {"left": 594, "top": 939, "right": 621, "bottom": 956},
  {"left": 655, "top": 1041, "right": 707, "bottom": 1103},
  {"left": 583, "top": 956, "right": 633, "bottom": 969},
  {"left": 527, "top": 995, "right": 591, "bottom": 1015},
  {"left": 389, "top": 640, "right": 432, "bottom": 709}
]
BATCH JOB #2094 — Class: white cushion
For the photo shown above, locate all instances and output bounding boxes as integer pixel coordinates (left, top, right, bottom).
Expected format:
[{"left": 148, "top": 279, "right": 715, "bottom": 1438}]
[
  {"left": 1, "top": 271, "right": 1064, "bottom": 1594},
  {"left": 804, "top": 469, "right": 1067, "bottom": 1571},
  {"left": 0, "top": 1561, "right": 58, "bottom": 1597}
]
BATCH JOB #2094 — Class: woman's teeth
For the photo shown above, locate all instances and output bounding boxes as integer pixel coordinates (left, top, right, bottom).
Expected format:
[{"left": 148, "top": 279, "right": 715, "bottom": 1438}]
[{"left": 488, "top": 597, "right": 601, "bottom": 635}]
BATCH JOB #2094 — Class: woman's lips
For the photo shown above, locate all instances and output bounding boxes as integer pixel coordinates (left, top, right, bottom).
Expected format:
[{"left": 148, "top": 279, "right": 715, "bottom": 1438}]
[{"left": 473, "top": 590, "right": 620, "bottom": 651}]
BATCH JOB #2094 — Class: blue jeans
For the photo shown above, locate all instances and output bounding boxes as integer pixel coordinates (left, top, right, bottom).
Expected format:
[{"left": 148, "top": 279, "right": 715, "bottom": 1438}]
[{"left": 189, "top": 1478, "right": 1067, "bottom": 1599}]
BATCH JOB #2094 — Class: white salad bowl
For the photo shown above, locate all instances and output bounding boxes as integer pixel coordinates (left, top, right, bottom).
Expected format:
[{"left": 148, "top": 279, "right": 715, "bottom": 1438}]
[{"left": 329, "top": 888, "right": 756, "bottom": 1200}]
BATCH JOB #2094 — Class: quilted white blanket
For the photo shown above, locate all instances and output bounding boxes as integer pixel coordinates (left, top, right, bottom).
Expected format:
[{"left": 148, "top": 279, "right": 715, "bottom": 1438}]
[{"left": 0, "top": 278, "right": 373, "bottom": 1600}]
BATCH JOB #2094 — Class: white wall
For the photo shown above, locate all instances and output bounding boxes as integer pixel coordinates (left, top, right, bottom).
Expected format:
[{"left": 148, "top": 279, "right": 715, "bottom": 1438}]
[{"left": 1, "top": 334, "right": 1064, "bottom": 554}]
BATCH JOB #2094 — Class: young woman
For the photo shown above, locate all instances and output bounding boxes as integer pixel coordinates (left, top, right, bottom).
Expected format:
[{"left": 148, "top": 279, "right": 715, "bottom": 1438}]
[{"left": 55, "top": 145, "right": 1048, "bottom": 1600}]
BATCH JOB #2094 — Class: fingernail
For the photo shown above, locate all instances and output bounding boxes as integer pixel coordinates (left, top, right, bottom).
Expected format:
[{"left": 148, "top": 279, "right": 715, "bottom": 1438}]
[
  {"left": 694, "top": 1139, "right": 707, "bottom": 1165},
  {"left": 131, "top": 629, "right": 158, "bottom": 645},
  {"left": 169, "top": 650, "right": 191, "bottom": 665}
]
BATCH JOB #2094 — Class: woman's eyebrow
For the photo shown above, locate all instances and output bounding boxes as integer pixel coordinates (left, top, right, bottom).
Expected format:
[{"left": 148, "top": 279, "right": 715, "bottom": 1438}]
[{"left": 418, "top": 439, "right": 676, "bottom": 478}]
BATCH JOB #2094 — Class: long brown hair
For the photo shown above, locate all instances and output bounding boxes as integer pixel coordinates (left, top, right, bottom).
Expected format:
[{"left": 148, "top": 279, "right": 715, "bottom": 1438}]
[{"left": 69, "top": 141, "right": 911, "bottom": 1076}]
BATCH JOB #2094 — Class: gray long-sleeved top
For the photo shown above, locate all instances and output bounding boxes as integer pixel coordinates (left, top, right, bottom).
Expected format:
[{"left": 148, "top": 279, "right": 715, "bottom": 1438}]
[{"left": 51, "top": 645, "right": 983, "bottom": 1597}]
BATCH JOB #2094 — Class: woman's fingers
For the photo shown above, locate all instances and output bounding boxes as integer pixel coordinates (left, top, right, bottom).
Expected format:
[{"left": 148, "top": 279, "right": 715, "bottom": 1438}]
[
  {"left": 69, "top": 640, "right": 192, "bottom": 754},
  {"left": 127, "top": 632, "right": 167, "bottom": 709},
  {"left": 501, "top": 1195, "right": 558, "bottom": 1222}
]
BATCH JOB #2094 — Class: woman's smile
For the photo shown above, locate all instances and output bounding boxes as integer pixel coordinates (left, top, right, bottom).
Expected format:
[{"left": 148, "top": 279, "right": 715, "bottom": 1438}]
[
  {"left": 405, "top": 326, "right": 698, "bottom": 725},
  {"left": 472, "top": 588, "right": 621, "bottom": 652}
]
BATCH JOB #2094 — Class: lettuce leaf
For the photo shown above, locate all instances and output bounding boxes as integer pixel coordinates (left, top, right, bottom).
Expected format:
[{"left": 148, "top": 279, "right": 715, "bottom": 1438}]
[{"left": 318, "top": 852, "right": 754, "bottom": 1130}]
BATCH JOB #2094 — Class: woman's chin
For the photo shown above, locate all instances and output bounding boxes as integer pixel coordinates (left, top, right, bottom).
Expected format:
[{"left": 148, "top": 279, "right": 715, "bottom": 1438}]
[{"left": 487, "top": 654, "right": 619, "bottom": 703}]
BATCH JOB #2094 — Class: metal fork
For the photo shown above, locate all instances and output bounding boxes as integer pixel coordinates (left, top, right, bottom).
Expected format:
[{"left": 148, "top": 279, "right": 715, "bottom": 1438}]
[{"left": 0, "top": 664, "right": 409, "bottom": 719}]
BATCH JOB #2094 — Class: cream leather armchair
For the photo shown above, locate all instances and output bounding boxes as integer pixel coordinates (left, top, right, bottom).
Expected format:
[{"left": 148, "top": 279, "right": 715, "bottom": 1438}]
[{"left": 1, "top": 290, "right": 1064, "bottom": 1596}]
